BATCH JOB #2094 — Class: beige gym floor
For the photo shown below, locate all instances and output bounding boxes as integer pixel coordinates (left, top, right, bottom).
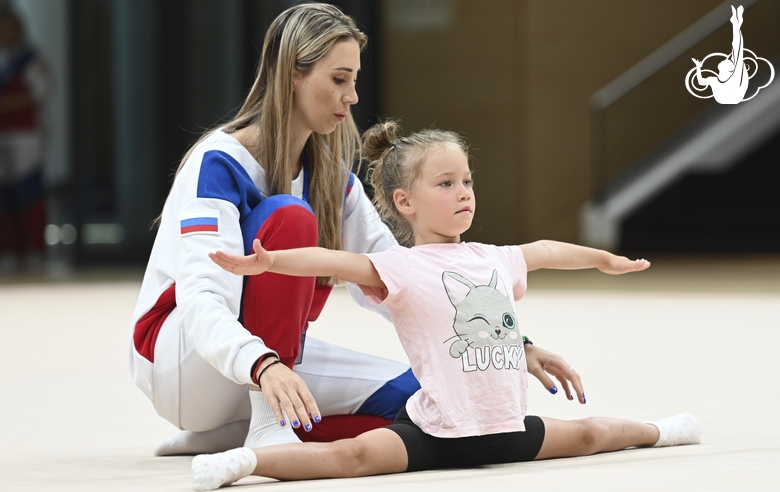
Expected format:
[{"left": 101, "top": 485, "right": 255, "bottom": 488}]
[{"left": 1, "top": 256, "right": 779, "bottom": 491}]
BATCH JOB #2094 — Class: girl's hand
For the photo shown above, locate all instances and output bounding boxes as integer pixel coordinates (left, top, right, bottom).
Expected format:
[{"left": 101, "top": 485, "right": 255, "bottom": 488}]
[
  {"left": 598, "top": 256, "right": 650, "bottom": 275},
  {"left": 525, "top": 344, "right": 585, "bottom": 404},
  {"left": 209, "top": 238, "right": 272, "bottom": 276}
]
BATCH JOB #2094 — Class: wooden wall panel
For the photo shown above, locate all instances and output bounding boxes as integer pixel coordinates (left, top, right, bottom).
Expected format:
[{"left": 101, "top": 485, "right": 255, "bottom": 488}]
[{"left": 381, "top": 0, "right": 776, "bottom": 245}]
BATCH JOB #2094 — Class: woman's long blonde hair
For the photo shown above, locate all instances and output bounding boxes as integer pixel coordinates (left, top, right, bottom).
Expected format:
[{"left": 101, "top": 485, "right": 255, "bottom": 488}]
[{"left": 169, "top": 3, "right": 366, "bottom": 282}]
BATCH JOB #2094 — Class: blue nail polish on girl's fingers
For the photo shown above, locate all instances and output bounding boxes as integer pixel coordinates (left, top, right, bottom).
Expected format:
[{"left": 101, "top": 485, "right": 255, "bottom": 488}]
[
  {"left": 550, "top": 387, "right": 558, "bottom": 395},
  {"left": 280, "top": 420, "right": 286, "bottom": 426},
  {"left": 583, "top": 395, "right": 587, "bottom": 404},
  {"left": 314, "top": 415, "right": 321, "bottom": 423},
  {"left": 293, "top": 420, "right": 300, "bottom": 427},
  {"left": 305, "top": 423, "right": 311, "bottom": 431},
  {"left": 568, "top": 394, "right": 573, "bottom": 401}
]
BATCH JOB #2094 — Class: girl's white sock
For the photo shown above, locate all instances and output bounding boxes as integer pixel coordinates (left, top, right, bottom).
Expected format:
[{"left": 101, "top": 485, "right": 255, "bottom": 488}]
[
  {"left": 244, "top": 390, "right": 301, "bottom": 448},
  {"left": 192, "top": 447, "right": 257, "bottom": 491},
  {"left": 648, "top": 413, "right": 702, "bottom": 447}
]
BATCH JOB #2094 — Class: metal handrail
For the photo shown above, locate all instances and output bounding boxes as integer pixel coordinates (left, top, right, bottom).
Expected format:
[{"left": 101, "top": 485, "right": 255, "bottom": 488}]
[{"left": 590, "top": 0, "right": 757, "bottom": 110}]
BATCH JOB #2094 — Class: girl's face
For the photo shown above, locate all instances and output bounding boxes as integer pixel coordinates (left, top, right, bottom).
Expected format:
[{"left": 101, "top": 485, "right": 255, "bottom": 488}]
[
  {"left": 291, "top": 38, "right": 360, "bottom": 138},
  {"left": 396, "top": 145, "right": 474, "bottom": 245}
]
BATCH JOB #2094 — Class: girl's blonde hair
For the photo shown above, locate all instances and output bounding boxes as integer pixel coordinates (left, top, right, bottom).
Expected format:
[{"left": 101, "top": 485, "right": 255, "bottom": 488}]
[
  {"left": 169, "top": 3, "right": 366, "bottom": 282},
  {"left": 363, "top": 120, "right": 470, "bottom": 247}
]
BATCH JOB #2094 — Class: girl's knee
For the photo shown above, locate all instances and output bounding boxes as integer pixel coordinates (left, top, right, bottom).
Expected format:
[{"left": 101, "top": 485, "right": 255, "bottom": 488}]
[
  {"left": 330, "top": 439, "right": 372, "bottom": 477},
  {"left": 573, "top": 418, "right": 604, "bottom": 455}
]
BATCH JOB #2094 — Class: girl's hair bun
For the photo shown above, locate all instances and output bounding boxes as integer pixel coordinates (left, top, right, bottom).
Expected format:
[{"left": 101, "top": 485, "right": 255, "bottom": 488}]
[{"left": 363, "top": 119, "right": 400, "bottom": 162}]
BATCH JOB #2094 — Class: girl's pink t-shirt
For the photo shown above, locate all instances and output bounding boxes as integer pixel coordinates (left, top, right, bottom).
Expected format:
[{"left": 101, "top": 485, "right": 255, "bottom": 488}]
[{"left": 361, "top": 242, "right": 529, "bottom": 438}]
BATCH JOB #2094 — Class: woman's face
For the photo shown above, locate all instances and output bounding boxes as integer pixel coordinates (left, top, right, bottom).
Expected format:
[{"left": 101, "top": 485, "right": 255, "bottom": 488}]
[{"left": 291, "top": 38, "right": 360, "bottom": 137}]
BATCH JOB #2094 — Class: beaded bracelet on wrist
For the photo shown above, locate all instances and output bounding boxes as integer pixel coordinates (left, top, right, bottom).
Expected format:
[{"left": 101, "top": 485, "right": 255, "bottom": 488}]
[
  {"left": 251, "top": 353, "right": 279, "bottom": 386},
  {"left": 255, "top": 360, "right": 284, "bottom": 389}
]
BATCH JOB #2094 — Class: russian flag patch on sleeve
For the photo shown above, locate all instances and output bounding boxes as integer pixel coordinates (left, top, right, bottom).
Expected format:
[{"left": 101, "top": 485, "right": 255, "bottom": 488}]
[{"left": 180, "top": 210, "right": 220, "bottom": 236}]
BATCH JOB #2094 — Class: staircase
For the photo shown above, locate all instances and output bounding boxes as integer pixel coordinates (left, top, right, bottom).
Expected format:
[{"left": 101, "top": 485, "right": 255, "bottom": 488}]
[{"left": 581, "top": 0, "right": 780, "bottom": 253}]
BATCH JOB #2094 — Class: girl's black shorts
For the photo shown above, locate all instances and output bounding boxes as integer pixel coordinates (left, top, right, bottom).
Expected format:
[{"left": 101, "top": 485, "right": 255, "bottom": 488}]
[{"left": 386, "top": 405, "right": 545, "bottom": 472}]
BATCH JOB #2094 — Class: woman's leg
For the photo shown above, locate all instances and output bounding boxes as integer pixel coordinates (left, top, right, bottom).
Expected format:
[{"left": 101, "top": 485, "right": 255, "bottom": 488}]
[
  {"left": 240, "top": 195, "right": 322, "bottom": 367},
  {"left": 293, "top": 337, "right": 419, "bottom": 442},
  {"left": 241, "top": 196, "right": 416, "bottom": 444},
  {"left": 239, "top": 196, "right": 324, "bottom": 447},
  {"left": 242, "top": 195, "right": 419, "bottom": 442},
  {"left": 535, "top": 416, "right": 658, "bottom": 460},
  {"left": 151, "top": 307, "right": 254, "bottom": 456},
  {"left": 192, "top": 428, "right": 408, "bottom": 490}
]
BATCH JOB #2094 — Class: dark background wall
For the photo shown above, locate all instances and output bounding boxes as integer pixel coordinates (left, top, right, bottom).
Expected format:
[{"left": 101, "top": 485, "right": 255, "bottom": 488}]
[
  {"left": 66, "top": 0, "right": 382, "bottom": 265},
  {"left": 11, "top": 0, "right": 780, "bottom": 269}
]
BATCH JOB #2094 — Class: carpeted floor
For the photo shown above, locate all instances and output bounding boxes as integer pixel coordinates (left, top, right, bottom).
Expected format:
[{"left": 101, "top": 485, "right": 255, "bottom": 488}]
[{"left": 1, "top": 256, "right": 778, "bottom": 491}]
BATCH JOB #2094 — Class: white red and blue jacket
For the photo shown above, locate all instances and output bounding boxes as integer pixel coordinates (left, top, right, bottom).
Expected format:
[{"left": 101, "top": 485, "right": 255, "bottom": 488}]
[{"left": 129, "top": 130, "right": 396, "bottom": 387}]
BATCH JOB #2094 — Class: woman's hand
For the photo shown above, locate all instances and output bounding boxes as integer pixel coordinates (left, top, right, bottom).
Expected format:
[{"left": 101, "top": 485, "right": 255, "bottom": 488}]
[
  {"left": 210, "top": 238, "right": 272, "bottom": 276},
  {"left": 525, "top": 344, "right": 586, "bottom": 404},
  {"left": 255, "top": 358, "right": 321, "bottom": 431},
  {"left": 598, "top": 256, "right": 650, "bottom": 275}
]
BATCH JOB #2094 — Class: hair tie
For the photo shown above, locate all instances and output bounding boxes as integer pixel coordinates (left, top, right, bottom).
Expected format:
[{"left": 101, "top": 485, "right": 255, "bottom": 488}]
[{"left": 380, "top": 143, "right": 396, "bottom": 160}]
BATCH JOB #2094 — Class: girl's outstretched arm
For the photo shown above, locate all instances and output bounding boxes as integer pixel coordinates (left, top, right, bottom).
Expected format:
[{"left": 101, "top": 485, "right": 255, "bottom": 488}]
[
  {"left": 209, "top": 238, "right": 386, "bottom": 288},
  {"left": 520, "top": 240, "right": 650, "bottom": 274}
]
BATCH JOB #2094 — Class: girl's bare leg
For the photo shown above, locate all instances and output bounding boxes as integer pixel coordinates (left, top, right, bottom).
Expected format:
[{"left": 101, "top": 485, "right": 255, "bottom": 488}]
[
  {"left": 193, "top": 428, "right": 407, "bottom": 490},
  {"left": 535, "top": 413, "right": 701, "bottom": 460},
  {"left": 535, "top": 416, "right": 658, "bottom": 460},
  {"left": 252, "top": 427, "right": 407, "bottom": 479}
]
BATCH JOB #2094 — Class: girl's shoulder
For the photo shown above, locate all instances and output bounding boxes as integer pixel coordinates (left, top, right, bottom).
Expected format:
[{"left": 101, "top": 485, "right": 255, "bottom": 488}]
[
  {"left": 460, "top": 242, "right": 526, "bottom": 267},
  {"left": 458, "top": 241, "right": 512, "bottom": 253}
]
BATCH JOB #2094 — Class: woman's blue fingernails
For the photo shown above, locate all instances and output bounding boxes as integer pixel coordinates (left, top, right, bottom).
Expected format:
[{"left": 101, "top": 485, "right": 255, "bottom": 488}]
[
  {"left": 304, "top": 423, "right": 312, "bottom": 431},
  {"left": 583, "top": 394, "right": 587, "bottom": 404},
  {"left": 550, "top": 387, "right": 558, "bottom": 395},
  {"left": 568, "top": 394, "right": 574, "bottom": 401},
  {"left": 280, "top": 420, "right": 286, "bottom": 426},
  {"left": 314, "top": 415, "right": 321, "bottom": 423},
  {"left": 293, "top": 420, "right": 300, "bottom": 427}
]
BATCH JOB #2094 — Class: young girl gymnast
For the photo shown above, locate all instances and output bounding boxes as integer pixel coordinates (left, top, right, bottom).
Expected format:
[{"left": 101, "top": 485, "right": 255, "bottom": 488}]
[{"left": 197, "top": 121, "right": 701, "bottom": 490}]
